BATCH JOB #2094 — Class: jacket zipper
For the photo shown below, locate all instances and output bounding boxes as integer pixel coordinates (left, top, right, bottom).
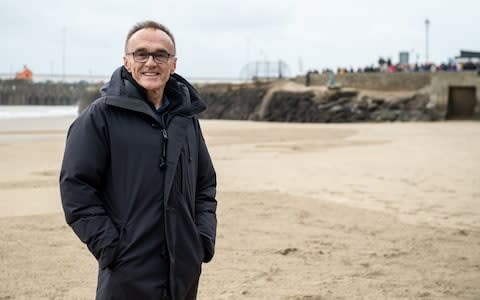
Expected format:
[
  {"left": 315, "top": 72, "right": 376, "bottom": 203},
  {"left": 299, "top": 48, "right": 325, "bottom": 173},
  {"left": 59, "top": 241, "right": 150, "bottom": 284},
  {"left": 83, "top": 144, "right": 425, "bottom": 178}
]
[
  {"left": 159, "top": 128, "right": 168, "bottom": 169},
  {"left": 185, "top": 136, "right": 192, "bottom": 162}
]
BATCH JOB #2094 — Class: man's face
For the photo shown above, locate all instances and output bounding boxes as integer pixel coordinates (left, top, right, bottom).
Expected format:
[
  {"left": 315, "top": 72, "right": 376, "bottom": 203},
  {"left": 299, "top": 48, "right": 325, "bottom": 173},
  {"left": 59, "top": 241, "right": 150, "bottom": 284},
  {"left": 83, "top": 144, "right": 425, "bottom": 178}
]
[{"left": 123, "top": 28, "right": 177, "bottom": 93}]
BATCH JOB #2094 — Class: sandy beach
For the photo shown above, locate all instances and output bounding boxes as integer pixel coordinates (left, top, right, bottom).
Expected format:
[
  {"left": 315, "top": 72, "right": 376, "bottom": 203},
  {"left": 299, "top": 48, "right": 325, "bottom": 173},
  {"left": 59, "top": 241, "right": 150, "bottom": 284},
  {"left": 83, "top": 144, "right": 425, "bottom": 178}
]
[{"left": 0, "top": 116, "right": 479, "bottom": 299}]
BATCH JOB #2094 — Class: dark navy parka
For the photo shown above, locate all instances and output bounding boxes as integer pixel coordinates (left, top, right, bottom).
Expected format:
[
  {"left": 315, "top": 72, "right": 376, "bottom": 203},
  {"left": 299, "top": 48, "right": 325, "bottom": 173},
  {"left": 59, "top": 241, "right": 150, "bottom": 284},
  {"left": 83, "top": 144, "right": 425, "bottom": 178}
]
[{"left": 60, "top": 67, "right": 217, "bottom": 300}]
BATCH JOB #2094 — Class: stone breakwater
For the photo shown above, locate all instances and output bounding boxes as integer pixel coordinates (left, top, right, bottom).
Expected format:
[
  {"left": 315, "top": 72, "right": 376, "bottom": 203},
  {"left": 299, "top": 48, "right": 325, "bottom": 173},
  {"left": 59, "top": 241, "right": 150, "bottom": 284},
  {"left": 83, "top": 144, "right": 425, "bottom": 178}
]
[
  {"left": 0, "top": 80, "right": 101, "bottom": 107},
  {"left": 197, "top": 82, "right": 444, "bottom": 122},
  {"left": 4, "top": 71, "right": 479, "bottom": 121}
]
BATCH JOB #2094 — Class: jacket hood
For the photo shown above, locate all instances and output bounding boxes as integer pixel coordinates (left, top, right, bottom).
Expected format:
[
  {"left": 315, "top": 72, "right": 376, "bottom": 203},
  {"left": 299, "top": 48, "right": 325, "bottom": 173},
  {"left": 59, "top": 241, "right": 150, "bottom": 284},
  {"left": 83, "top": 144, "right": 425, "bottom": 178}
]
[{"left": 100, "top": 66, "right": 206, "bottom": 117}]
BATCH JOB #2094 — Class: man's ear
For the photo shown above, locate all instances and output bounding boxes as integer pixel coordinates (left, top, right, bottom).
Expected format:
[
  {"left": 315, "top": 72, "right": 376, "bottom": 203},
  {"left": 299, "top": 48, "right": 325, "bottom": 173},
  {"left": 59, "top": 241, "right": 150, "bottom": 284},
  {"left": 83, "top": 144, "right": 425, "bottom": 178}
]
[
  {"left": 171, "top": 57, "right": 177, "bottom": 74},
  {"left": 123, "top": 56, "right": 131, "bottom": 72}
]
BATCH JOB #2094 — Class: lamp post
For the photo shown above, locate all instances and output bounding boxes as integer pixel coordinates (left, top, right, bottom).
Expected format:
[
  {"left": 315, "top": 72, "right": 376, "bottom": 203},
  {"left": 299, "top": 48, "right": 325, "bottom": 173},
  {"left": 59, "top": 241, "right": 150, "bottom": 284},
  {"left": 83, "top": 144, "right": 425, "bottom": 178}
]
[
  {"left": 62, "top": 27, "right": 66, "bottom": 82},
  {"left": 425, "top": 18, "right": 430, "bottom": 64}
]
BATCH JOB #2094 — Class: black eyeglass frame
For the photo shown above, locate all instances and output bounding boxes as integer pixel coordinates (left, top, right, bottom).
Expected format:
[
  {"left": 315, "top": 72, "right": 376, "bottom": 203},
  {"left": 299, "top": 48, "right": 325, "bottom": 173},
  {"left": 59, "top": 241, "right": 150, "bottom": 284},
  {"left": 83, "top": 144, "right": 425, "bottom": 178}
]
[{"left": 125, "top": 50, "right": 175, "bottom": 64}]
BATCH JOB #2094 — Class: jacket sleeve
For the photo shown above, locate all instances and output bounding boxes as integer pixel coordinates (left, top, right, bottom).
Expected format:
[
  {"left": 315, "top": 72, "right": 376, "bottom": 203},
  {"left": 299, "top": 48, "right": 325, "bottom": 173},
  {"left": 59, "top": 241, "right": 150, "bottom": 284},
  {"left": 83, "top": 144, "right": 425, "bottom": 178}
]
[
  {"left": 59, "top": 103, "right": 119, "bottom": 269},
  {"left": 194, "top": 119, "right": 217, "bottom": 263}
]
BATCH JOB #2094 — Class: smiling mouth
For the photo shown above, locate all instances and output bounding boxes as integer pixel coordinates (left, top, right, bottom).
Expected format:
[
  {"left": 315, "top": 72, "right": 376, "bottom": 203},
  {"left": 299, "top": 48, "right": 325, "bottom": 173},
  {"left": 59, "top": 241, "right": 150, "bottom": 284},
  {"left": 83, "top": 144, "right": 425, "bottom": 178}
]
[{"left": 142, "top": 72, "right": 160, "bottom": 76}]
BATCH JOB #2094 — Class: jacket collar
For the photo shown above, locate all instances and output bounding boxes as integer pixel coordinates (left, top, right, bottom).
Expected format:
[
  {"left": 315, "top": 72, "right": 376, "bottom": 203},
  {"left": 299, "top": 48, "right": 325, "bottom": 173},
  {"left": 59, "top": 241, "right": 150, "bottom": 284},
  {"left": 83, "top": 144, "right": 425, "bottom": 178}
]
[{"left": 100, "top": 66, "right": 206, "bottom": 123}]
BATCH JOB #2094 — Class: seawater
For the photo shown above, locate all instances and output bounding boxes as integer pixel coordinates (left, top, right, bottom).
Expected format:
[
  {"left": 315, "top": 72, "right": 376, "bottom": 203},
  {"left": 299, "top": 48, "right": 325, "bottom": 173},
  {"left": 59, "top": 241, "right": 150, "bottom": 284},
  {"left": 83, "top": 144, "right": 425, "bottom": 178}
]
[{"left": 0, "top": 105, "right": 78, "bottom": 119}]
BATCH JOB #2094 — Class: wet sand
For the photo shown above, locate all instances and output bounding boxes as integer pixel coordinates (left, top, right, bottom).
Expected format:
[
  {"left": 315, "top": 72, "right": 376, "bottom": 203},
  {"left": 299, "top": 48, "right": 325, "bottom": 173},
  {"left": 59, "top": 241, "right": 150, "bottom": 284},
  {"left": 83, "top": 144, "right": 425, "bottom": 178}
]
[{"left": 0, "top": 117, "right": 479, "bottom": 299}]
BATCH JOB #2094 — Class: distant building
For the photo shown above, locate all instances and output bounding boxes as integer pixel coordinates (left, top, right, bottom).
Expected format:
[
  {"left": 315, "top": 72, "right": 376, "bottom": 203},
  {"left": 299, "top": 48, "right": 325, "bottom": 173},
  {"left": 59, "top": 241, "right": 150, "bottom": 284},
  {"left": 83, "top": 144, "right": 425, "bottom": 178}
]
[
  {"left": 456, "top": 50, "right": 480, "bottom": 61},
  {"left": 455, "top": 50, "right": 480, "bottom": 70},
  {"left": 240, "top": 60, "right": 291, "bottom": 81}
]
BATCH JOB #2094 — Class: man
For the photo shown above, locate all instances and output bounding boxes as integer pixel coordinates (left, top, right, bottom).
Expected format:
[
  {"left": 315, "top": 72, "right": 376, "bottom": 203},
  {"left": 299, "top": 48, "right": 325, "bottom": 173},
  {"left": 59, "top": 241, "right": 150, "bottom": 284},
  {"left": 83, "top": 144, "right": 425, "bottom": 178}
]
[{"left": 60, "top": 21, "right": 217, "bottom": 300}]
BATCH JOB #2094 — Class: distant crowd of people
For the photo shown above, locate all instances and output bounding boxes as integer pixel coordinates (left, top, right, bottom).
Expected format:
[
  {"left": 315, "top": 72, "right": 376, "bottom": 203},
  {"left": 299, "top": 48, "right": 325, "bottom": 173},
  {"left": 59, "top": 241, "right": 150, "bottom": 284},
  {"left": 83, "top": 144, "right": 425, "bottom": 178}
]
[{"left": 307, "top": 57, "right": 480, "bottom": 75}]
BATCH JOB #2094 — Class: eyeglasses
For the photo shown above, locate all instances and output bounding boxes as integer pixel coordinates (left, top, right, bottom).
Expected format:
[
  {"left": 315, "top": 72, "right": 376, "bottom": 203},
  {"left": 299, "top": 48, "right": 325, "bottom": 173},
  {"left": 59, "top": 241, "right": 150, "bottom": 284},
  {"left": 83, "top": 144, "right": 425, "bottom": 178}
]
[{"left": 126, "top": 50, "right": 174, "bottom": 64}]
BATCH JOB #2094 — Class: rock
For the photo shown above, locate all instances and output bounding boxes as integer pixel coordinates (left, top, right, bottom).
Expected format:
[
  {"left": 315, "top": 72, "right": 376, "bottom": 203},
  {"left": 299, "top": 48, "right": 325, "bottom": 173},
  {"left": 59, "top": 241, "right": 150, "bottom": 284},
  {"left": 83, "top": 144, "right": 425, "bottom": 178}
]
[{"left": 196, "top": 83, "right": 442, "bottom": 123}]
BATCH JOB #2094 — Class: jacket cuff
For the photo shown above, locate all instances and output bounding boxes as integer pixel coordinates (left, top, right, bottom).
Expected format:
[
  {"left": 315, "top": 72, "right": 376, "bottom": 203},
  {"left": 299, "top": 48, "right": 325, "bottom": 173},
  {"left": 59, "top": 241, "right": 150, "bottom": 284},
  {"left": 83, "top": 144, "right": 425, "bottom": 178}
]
[
  {"left": 99, "top": 243, "right": 118, "bottom": 269},
  {"left": 200, "top": 235, "right": 215, "bottom": 263}
]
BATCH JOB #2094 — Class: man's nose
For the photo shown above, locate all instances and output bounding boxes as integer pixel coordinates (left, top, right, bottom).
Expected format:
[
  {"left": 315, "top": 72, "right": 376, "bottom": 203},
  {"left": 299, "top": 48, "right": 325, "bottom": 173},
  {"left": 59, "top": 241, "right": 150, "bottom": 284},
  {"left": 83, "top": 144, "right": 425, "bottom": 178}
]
[{"left": 145, "top": 55, "right": 157, "bottom": 65}]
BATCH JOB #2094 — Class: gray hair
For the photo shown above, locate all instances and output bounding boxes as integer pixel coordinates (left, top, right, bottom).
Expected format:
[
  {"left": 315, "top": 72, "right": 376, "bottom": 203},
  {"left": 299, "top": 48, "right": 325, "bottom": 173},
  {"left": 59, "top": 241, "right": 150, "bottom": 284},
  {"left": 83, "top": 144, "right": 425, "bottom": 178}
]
[{"left": 124, "top": 20, "right": 176, "bottom": 54}]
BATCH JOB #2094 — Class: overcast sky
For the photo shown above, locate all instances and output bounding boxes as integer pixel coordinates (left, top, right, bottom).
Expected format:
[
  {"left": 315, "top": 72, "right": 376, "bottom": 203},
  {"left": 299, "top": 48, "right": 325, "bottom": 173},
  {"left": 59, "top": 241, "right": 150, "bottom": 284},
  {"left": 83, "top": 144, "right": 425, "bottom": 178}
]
[{"left": 2, "top": 0, "right": 479, "bottom": 79}]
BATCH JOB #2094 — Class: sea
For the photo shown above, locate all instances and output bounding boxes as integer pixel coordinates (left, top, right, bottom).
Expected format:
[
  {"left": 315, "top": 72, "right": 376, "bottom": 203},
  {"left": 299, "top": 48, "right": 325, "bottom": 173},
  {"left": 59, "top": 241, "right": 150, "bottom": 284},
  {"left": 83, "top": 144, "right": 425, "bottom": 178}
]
[{"left": 0, "top": 105, "right": 78, "bottom": 119}]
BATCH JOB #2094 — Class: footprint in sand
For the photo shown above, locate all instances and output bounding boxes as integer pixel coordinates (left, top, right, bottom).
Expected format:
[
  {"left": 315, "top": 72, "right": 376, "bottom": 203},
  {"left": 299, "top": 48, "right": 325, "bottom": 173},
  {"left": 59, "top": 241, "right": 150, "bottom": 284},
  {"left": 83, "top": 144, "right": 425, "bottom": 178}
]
[
  {"left": 0, "top": 179, "right": 57, "bottom": 189},
  {"left": 31, "top": 169, "right": 58, "bottom": 177}
]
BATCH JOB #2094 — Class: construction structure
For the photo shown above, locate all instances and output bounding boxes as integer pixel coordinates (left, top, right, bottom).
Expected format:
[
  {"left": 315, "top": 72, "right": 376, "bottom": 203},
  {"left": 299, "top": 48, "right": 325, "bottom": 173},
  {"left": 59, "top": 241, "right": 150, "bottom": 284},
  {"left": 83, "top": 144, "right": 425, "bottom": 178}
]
[{"left": 15, "top": 65, "right": 33, "bottom": 81}]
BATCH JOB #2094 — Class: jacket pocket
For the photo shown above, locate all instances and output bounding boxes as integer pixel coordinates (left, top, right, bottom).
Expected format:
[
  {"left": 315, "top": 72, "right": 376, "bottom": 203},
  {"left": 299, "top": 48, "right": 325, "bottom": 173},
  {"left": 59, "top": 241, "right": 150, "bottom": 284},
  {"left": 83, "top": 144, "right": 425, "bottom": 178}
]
[
  {"left": 174, "top": 145, "right": 192, "bottom": 200},
  {"left": 194, "top": 226, "right": 205, "bottom": 263},
  {"left": 101, "top": 224, "right": 126, "bottom": 270},
  {"left": 172, "top": 154, "right": 184, "bottom": 197}
]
